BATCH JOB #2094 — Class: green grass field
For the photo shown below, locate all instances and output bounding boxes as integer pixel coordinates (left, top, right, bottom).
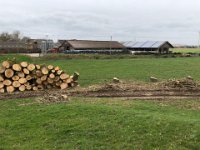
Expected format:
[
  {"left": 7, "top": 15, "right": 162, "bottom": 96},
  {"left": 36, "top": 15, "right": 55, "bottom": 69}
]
[
  {"left": 172, "top": 48, "right": 200, "bottom": 53},
  {"left": 1, "top": 54, "right": 200, "bottom": 149},
  {"left": 1, "top": 98, "right": 200, "bottom": 149},
  {"left": 36, "top": 57, "right": 200, "bottom": 86}
]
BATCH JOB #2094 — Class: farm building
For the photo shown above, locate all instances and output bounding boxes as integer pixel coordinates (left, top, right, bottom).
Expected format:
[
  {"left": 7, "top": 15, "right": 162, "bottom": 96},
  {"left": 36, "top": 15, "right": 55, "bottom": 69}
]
[
  {"left": 0, "top": 41, "right": 40, "bottom": 53},
  {"left": 58, "top": 40, "right": 125, "bottom": 53},
  {"left": 122, "top": 41, "right": 173, "bottom": 53}
]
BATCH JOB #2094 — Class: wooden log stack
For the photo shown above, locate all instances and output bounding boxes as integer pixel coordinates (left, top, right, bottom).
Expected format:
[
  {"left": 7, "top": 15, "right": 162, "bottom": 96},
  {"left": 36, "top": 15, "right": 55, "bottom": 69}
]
[{"left": 0, "top": 61, "right": 79, "bottom": 93}]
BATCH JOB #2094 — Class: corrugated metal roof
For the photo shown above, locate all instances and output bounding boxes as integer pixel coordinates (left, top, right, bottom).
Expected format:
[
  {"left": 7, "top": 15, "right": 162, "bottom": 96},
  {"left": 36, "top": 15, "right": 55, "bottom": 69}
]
[
  {"left": 122, "top": 41, "right": 173, "bottom": 48},
  {"left": 66, "top": 40, "right": 125, "bottom": 49}
]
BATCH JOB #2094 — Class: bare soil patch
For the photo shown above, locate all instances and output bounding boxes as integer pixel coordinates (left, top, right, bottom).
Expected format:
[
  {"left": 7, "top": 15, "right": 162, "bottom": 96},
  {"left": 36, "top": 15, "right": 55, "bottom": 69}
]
[{"left": 1, "top": 78, "right": 200, "bottom": 101}]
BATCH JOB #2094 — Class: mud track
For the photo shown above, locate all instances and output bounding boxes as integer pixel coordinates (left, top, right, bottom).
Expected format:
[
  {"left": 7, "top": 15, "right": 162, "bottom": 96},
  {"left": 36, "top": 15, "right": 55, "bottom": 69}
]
[
  {"left": 1, "top": 89, "right": 200, "bottom": 100},
  {"left": 1, "top": 81, "right": 200, "bottom": 100}
]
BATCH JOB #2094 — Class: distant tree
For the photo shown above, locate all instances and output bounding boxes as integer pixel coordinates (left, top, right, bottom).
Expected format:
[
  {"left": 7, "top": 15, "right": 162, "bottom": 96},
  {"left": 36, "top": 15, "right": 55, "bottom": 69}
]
[
  {"left": 21, "top": 36, "right": 31, "bottom": 42},
  {"left": 10, "top": 31, "right": 21, "bottom": 41},
  {"left": 0, "top": 31, "right": 30, "bottom": 42},
  {"left": 0, "top": 32, "right": 11, "bottom": 41}
]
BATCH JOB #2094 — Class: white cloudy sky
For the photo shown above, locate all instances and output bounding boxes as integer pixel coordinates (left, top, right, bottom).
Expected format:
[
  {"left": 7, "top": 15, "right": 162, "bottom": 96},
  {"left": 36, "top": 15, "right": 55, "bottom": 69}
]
[{"left": 0, "top": 0, "right": 200, "bottom": 44}]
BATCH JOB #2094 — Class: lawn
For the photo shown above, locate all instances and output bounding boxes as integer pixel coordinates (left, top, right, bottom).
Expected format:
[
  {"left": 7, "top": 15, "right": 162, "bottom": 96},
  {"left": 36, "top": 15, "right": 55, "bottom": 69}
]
[
  {"left": 172, "top": 48, "right": 200, "bottom": 53},
  {"left": 0, "top": 98, "right": 200, "bottom": 149},
  {"left": 36, "top": 57, "right": 200, "bottom": 86},
  {"left": 1, "top": 54, "right": 200, "bottom": 149},
  {"left": 1, "top": 54, "right": 200, "bottom": 86}
]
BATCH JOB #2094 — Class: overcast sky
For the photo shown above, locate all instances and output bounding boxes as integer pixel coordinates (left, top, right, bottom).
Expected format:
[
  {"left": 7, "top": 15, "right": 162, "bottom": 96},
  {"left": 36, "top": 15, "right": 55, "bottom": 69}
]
[{"left": 0, "top": 0, "right": 200, "bottom": 44}]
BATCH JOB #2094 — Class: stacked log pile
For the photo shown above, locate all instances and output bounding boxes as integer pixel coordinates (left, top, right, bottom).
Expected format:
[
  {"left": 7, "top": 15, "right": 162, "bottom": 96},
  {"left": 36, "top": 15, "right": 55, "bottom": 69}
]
[{"left": 0, "top": 60, "right": 79, "bottom": 93}]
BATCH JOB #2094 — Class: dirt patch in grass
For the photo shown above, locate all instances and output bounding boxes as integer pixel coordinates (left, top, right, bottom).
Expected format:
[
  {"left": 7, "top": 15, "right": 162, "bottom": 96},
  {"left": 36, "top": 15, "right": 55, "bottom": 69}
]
[{"left": 1, "top": 79, "right": 200, "bottom": 101}]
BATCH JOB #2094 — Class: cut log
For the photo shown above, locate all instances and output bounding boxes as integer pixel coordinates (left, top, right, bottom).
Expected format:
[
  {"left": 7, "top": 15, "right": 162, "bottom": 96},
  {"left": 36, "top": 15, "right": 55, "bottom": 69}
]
[
  {"left": 51, "top": 70, "right": 56, "bottom": 73},
  {"left": 12, "top": 64, "right": 22, "bottom": 71},
  {"left": 60, "top": 73, "right": 69, "bottom": 80},
  {"left": 19, "top": 78, "right": 27, "bottom": 84},
  {"left": 48, "top": 65, "right": 54, "bottom": 70},
  {"left": 33, "top": 86, "right": 38, "bottom": 91},
  {"left": 23, "top": 68, "right": 30, "bottom": 75},
  {"left": 47, "top": 78, "right": 54, "bottom": 84},
  {"left": 41, "top": 75, "right": 47, "bottom": 81},
  {"left": 19, "top": 85, "right": 26, "bottom": 92},
  {"left": 0, "top": 88, "right": 5, "bottom": 93},
  {"left": 27, "top": 64, "right": 35, "bottom": 71},
  {"left": 72, "top": 72, "right": 79, "bottom": 81},
  {"left": 3, "top": 79, "right": 12, "bottom": 86},
  {"left": 26, "top": 75, "right": 32, "bottom": 81},
  {"left": 37, "top": 85, "right": 44, "bottom": 90},
  {"left": 57, "top": 70, "right": 63, "bottom": 75},
  {"left": 54, "top": 76, "right": 60, "bottom": 82},
  {"left": 0, "top": 75, "right": 4, "bottom": 82},
  {"left": 36, "top": 64, "right": 41, "bottom": 70},
  {"left": 26, "top": 85, "right": 32, "bottom": 90},
  {"left": 0, "top": 82, "right": 4, "bottom": 88},
  {"left": 36, "top": 78, "right": 42, "bottom": 85},
  {"left": 5, "top": 69, "right": 14, "bottom": 78},
  {"left": 20, "top": 62, "right": 28, "bottom": 68},
  {"left": 24, "top": 82, "right": 30, "bottom": 87},
  {"left": 49, "top": 73, "right": 55, "bottom": 79},
  {"left": 6, "top": 86, "right": 15, "bottom": 93},
  {"left": 54, "top": 66, "right": 60, "bottom": 71},
  {"left": 0, "top": 65, "right": 6, "bottom": 73},
  {"left": 60, "top": 83, "right": 68, "bottom": 90},
  {"left": 66, "top": 78, "right": 73, "bottom": 84},
  {"left": 2, "top": 61, "right": 12, "bottom": 68},
  {"left": 55, "top": 81, "right": 62, "bottom": 87},
  {"left": 18, "top": 72, "right": 25, "bottom": 78},
  {"left": 41, "top": 67, "right": 49, "bottom": 75},
  {"left": 69, "top": 81, "right": 78, "bottom": 87},
  {"left": 36, "top": 70, "right": 42, "bottom": 77},
  {"left": 12, "top": 81, "right": 21, "bottom": 88},
  {"left": 12, "top": 75, "right": 19, "bottom": 81}
]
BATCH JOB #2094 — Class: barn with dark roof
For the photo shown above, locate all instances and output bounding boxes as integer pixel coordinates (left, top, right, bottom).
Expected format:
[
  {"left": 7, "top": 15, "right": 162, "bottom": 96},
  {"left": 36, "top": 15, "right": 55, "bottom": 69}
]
[{"left": 59, "top": 40, "right": 125, "bottom": 50}]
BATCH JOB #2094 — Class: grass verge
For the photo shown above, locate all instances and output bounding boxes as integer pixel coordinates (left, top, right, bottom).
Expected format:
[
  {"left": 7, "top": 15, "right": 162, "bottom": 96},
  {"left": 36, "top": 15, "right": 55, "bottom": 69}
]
[{"left": 0, "top": 98, "right": 200, "bottom": 149}]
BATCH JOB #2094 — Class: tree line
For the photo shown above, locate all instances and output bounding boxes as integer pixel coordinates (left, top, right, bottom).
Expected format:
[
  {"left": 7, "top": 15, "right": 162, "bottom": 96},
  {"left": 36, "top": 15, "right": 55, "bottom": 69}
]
[{"left": 0, "top": 31, "right": 30, "bottom": 42}]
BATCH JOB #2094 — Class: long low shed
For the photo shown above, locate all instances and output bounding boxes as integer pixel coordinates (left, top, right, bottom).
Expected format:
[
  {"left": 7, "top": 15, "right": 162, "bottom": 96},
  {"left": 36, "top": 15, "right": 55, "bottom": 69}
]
[
  {"left": 122, "top": 41, "right": 174, "bottom": 53},
  {"left": 58, "top": 40, "right": 125, "bottom": 51}
]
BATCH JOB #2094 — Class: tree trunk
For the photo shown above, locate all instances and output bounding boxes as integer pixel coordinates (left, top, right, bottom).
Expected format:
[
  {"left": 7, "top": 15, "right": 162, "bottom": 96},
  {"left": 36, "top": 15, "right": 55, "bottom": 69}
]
[
  {"left": 48, "top": 65, "right": 54, "bottom": 70},
  {"left": 19, "top": 85, "right": 26, "bottom": 92},
  {"left": 0, "top": 82, "right": 4, "bottom": 88},
  {"left": 2, "top": 61, "right": 12, "bottom": 68},
  {"left": 5, "top": 69, "right": 14, "bottom": 78},
  {"left": 27, "top": 64, "right": 36, "bottom": 71},
  {"left": 49, "top": 73, "right": 55, "bottom": 79},
  {"left": 12, "top": 81, "right": 21, "bottom": 88},
  {"left": 72, "top": 72, "right": 79, "bottom": 81},
  {"left": 3, "top": 79, "right": 12, "bottom": 86},
  {"left": 12, "top": 64, "right": 22, "bottom": 71},
  {"left": 0, "top": 75, "right": 4, "bottom": 81},
  {"left": 18, "top": 72, "right": 25, "bottom": 78},
  {"left": 19, "top": 78, "right": 27, "bottom": 84},
  {"left": 60, "top": 83, "right": 68, "bottom": 90},
  {"left": 6, "top": 86, "right": 15, "bottom": 93},
  {"left": 41, "top": 67, "right": 49, "bottom": 75},
  {"left": 0, "top": 65, "right": 6, "bottom": 73},
  {"left": 23, "top": 68, "right": 30, "bottom": 75},
  {"left": 0, "top": 88, "right": 5, "bottom": 93},
  {"left": 12, "top": 75, "right": 19, "bottom": 81},
  {"left": 20, "top": 62, "right": 28, "bottom": 68},
  {"left": 60, "top": 73, "right": 69, "bottom": 80}
]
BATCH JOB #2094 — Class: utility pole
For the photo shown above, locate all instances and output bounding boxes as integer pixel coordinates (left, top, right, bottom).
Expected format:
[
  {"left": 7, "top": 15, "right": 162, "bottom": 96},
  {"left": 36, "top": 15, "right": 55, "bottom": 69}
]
[
  {"left": 198, "top": 32, "right": 200, "bottom": 48},
  {"left": 110, "top": 35, "right": 112, "bottom": 55}
]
